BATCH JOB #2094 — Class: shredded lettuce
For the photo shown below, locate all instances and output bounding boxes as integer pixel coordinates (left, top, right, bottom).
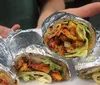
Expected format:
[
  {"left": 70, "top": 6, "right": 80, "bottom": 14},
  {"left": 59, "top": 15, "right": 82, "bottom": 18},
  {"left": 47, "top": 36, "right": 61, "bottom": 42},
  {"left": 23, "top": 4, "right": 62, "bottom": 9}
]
[
  {"left": 22, "top": 75, "right": 34, "bottom": 81},
  {"left": 18, "top": 71, "right": 52, "bottom": 83},
  {"left": 64, "top": 22, "right": 91, "bottom": 58},
  {"left": 62, "top": 21, "right": 68, "bottom": 25},
  {"left": 18, "top": 72, "right": 35, "bottom": 81},
  {"left": 76, "top": 24, "right": 85, "bottom": 40},
  {"left": 41, "top": 58, "right": 62, "bottom": 71}
]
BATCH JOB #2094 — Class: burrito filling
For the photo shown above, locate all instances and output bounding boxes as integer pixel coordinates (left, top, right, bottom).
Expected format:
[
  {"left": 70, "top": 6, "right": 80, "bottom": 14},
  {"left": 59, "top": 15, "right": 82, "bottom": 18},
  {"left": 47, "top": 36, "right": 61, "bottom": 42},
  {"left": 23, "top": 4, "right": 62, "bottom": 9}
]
[
  {"left": 78, "top": 66, "right": 100, "bottom": 84},
  {"left": 15, "top": 54, "right": 70, "bottom": 83},
  {"left": 43, "top": 20, "right": 92, "bottom": 57},
  {"left": 0, "top": 70, "right": 16, "bottom": 85}
]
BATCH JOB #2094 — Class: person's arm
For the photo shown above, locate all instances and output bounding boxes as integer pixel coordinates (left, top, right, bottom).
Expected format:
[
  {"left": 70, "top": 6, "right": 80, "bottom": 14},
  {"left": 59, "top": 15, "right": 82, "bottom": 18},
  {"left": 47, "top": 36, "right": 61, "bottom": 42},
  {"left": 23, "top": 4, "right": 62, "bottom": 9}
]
[
  {"left": 37, "top": 0, "right": 65, "bottom": 28},
  {"left": 61, "top": 2, "right": 100, "bottom": 18},
  {"left": 37, "top": 1, "right": 100, "bottom": 28}
]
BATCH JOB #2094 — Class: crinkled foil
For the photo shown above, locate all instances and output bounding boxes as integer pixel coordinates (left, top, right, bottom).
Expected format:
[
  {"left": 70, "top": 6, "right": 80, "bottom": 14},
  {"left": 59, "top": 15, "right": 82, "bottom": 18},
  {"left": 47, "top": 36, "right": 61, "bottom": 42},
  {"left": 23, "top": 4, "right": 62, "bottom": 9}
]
[
  {"left": 6, "top": 29, "right": 43, "bottom": 59},
  {"left": 0, "top": 63, "right": 19, "bottom": 85},
  {"left": 6, "top": 29, "right": 71, "bottom": 80},
  {"left": 0, "top": 38, "right": 13, "bottom": 67},
  {"left": 41, "top": 12, "right": 98, "bottom": 74},
  {"left": 12, "top": 44, "right": 71, "bottom": 81},
  {"left": 74, "top": 31, "right": 100, "bottom": 71},
  {"left": 42, "top": 12, "right": 96, "bottom": 37}
]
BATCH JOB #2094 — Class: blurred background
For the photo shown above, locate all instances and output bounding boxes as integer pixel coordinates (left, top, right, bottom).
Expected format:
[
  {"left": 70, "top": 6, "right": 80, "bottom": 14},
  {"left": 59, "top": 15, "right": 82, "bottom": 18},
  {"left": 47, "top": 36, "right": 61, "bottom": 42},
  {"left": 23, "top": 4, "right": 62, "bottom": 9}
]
[
  {"left": 65, "top": 0, "right": 100, "bottom": 30},
  {"left": 0, "top": 0, "right": 99, "bottom": 30}
]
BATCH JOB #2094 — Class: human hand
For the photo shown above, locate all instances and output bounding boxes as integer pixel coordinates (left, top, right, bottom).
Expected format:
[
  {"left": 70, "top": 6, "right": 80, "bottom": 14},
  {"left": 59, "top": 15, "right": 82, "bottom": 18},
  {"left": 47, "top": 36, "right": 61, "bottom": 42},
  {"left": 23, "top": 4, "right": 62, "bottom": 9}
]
[
  {"left": 60, "top": 2, "right": 100, "bottom": 18},
  {"left": 0, "top": 24, "right": 20, "bottom": 38}
]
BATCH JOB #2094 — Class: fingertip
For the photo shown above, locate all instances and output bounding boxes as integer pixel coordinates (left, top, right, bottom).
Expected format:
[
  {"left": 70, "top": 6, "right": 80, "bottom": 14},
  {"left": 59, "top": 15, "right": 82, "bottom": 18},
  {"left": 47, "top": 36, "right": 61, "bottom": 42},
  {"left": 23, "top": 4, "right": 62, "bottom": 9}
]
[{"left": 11, "top": 24, "right": 20, "bottom": 31}]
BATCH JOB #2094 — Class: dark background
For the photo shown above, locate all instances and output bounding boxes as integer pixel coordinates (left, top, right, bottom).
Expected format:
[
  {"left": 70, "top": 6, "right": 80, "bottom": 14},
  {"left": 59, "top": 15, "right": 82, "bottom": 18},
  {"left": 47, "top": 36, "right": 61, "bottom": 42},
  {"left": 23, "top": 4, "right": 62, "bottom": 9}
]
[{"left": 65, "top": 0, "right": 100, "bottom": 30}]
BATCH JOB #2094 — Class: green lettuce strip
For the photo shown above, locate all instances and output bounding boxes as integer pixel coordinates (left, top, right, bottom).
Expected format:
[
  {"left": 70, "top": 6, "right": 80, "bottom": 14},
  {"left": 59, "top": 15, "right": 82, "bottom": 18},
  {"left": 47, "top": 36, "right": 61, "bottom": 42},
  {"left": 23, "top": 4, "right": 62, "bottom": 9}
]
[
  {"left": 41, "top": 58, "right": 62, "bottom": 71},
  {"left": 18, "top": 71, "right": 52, "bottom": 83},
  {"left": 64, "top": 22, "right": 91, "bottom": 58}
]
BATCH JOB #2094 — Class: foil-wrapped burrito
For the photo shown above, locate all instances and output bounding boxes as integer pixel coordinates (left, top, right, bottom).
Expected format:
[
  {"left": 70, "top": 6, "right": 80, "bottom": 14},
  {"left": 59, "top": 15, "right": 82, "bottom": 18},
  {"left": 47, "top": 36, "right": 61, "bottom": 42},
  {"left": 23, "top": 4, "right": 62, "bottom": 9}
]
[
  {"left": 42, "top": 12, "right": 96, "bottom": 58},
  {"left": 0, "top": 64, "right": 19, "bottom": 85},
  {"left": 0, "top": 36, "right": 19, "bottom": 85},
  {"left": 7, "top": 29, "right": 71, "bottom": 83},
  {"left": 74, "top": 31, "right": 100, "bottom": 84},
  {"left": 12, "top": 52, "right": 71, "bottom": 83}
]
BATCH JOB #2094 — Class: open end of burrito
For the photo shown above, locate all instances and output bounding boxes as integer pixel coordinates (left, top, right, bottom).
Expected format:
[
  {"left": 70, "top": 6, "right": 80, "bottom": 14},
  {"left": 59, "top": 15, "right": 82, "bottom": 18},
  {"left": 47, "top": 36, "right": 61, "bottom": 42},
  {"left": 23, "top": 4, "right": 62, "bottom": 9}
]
[
  {"left": 13, "top": 53, "right": 70, "bottom": 83},
  {"left": 0, "top": 69, "right": 18, "bottom": 85},
  {"left": 43, "top": 19, "right": 96, "bottom": 58},
  {"left": 77, "top": 66, "right": 100, "bottom": 84}
]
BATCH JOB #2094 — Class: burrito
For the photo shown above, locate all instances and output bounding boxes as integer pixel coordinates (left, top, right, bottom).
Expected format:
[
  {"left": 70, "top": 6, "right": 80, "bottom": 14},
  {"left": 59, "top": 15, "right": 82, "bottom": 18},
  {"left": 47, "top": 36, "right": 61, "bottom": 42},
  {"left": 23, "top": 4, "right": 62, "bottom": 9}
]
[
  {"left": 77, "top": 66, "right": 100, "bottom": 84},
  {"left": 13, "top": 53, "right": 70, "bottom": 83},
  {"left": 43, "top": 19, "right": 96, "bottom": 58},
  {"left": 0, "top": 66, "right": 18, "bottom": 85}
]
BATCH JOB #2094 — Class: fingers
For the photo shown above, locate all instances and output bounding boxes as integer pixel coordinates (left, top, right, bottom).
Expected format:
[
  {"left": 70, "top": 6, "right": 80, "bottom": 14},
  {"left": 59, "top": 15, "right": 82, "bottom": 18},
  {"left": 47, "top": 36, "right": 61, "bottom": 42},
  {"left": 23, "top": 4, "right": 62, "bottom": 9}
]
[
  {"left": 0, "top": 25, "right": 10, "bottom": 34},
  {"left": 0, "top": 24, "right": 20, "bottom": 38},
  {"left": 62, "top": 2, "right": 100, "bottom": 18},
  {"left": 0, "top": 25, "right": 10, "bottom": 38},
  {"left": 11, "top": 24, "right": 20, "bottom": 31}
]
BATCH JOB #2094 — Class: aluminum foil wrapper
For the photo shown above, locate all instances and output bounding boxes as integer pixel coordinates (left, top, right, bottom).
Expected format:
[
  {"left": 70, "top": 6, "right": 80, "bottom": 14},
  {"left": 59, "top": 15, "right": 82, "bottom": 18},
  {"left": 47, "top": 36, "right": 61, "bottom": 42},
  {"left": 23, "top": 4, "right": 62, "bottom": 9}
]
[
  {"left": 12, "top": 44, "right": 71, "bottom": 81},
  {"left": 0, "top": 37, "right": 13, "bottom": 67},
  {"left": 42, "top": 12, "right": 96, "bottom": 58},
  {"left": 5, "top": 29, "right": 72, "bottom": 81},
  {"left": 42, "top": 12, "right": 96, "bottom": 37},
  {"left": 6, "top": 29, "right": 71, "bottom": 65},
  {"left": 74, "top": 31, "right": 100, "bottom": 71},
  {"left": 0, "top": 63, "right": 19, "bottom": 85},
  {"left": 6, "top": 29, "right": 43, "bottom": 59}
]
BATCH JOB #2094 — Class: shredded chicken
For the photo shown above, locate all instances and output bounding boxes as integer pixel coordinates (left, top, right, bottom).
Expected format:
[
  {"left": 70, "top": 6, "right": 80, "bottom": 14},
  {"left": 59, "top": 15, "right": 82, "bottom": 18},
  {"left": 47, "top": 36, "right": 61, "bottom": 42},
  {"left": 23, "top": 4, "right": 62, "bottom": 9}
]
[{"left": 44, "top": 20, "right": 86, "bottom": 56}]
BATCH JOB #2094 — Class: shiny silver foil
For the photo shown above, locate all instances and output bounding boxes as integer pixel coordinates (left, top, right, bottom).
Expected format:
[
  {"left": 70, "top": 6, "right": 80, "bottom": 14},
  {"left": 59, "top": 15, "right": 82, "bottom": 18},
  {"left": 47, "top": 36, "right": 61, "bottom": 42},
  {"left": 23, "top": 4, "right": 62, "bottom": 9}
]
[
  {"left": 42, "top": 12, "right": 96, "bottom": 37},
  {"left": 0, "top": 12, "right": 98, "bottom": 82},
  {"left": 74, "top": 31, "right": 100, "bottom": 71},
  {"left": 0, "top": 35, "right": 19, "bottom": 85},
  {"left": 6, "top": 29, "right": 43, "bottom": 59},
  {"left": 6, "top": 29, "right": 71, "bottom": 80},
  {"left": 0, "top": 63, "right": 19, "bottom": 85},
  {"left": 0, "top": 37, "right": 13, "bottom": 67}
]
